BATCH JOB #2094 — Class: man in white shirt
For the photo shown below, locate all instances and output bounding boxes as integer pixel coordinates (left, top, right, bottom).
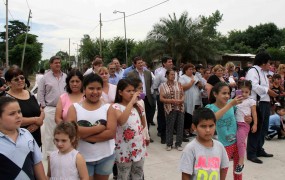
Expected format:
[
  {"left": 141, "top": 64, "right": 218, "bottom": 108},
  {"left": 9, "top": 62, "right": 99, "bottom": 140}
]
[
  {"left": 245, "top": 52, "right": 278, "bottom": 164},
  {"left": 38, "top": 56, "right": 67, "bottom": 159},
  {"left": 83, "top": 55, "right": 103, "bottom": 76}
]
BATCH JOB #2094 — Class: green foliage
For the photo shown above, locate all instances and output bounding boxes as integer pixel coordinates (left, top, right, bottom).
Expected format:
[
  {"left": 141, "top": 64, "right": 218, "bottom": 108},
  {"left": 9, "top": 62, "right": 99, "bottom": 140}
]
[
  {"left": 0, "top": 20, "right": 29, "bottom": 49},
  {"left": 9, "top": 34, "right": 42, "bottom": 75},
  {"left": 147, "top": 10, "right": 223, "bottom": 66},
  {"left": 267, "top": 47, "right": 285, "bottom": 62},
  {"left": 80, "top": 35, "right": 98, "bottom": 64},
  {"left": 227, "top": 23, "right": 284, "bottom": 53},
  {"left": 0, "top": 20, "right": 42, "bottom": 75},
  {"left": 108, "top": 37, "right": 135, "bottom": 65}
]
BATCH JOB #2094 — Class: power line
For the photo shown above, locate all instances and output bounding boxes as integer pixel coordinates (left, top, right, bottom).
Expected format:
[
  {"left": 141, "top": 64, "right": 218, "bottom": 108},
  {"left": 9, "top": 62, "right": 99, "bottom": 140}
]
[
  {"left": 102, "top": 0, "right": 170, "bottom": 22},
  {"left": 8, "top": 9, "right": 15, "bottom": 20},
  {"left": 3, "top": 0, "right": 15, "bottom": 20},
  {"left": 25, "top": 0, "right": 31, "bottom": 10},
  {"left": 88, "top": 23, "right": 100, "bottom": 34}
]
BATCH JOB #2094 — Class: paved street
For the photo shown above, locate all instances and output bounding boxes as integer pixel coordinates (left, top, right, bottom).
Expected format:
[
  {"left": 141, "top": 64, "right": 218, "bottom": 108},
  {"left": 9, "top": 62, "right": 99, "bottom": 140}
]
[{"left": 43, "top": 111, "right": 285, "bottom": 180}]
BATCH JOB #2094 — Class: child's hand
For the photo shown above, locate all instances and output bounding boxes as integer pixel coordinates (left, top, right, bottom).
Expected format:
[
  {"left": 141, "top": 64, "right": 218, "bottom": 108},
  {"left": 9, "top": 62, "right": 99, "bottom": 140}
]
[
  {"left": 232, "top": 95, "right": 243, "bottom": 105},
  {"left": 145, "top": 140, "right": 150, "bottom": 146},
  {"left": 244, "top": 115, "right": 252, "bottom": 124},
  {"left": 251, "top": 124, "right": 257, "bottom": 133},
  {"left": 130, "top": 91, "right": 140, "bottom": 105}
]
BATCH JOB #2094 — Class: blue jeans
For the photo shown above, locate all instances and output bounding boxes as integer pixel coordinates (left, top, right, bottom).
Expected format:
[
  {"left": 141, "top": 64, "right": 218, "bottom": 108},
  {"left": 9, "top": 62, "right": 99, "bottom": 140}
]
[{"left": 86, "top": 153, "right": 116, "bottom": 176}]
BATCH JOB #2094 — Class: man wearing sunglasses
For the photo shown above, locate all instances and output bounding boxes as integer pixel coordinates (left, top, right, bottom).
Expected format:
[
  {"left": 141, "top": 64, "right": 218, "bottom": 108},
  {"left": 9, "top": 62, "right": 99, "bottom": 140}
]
[{"left": 38, "top": 56, "right": 67, "bottom": 159}]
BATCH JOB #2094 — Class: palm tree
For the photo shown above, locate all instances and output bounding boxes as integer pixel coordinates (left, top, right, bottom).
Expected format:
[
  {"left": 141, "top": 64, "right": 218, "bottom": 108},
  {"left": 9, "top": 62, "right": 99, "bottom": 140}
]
[{"left": 147, "top": 11, "right": 223, "bottom": 66}]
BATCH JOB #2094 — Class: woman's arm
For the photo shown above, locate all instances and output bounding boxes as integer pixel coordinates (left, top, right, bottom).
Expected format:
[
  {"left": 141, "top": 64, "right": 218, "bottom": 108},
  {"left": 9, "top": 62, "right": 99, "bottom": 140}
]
[
  {"left": 33, "top": 162, "right": 47, "bottom": 180},
  {"left": 76, "top": 153, "right": 89, "bottom": 180},
  {"left": 83, "top": 106, "right": 118, "bottom": 143},
  {"left": 181, "top": 77, "right": 195, "bottom": 91},
  {"left": 205, "top": 83, "right": 213, "bottom": 98},
  {"left": 66, "top": 105, "right": 106, "bottom": 139},
  {"left": 55, "top": 98, "right": 63, "bottom": 124},
  {"left": 159, "top": 87, "right": 174, "bottom": 104},
  {"left": 21, "top": 117, "right": 38, "bottom": 126}
]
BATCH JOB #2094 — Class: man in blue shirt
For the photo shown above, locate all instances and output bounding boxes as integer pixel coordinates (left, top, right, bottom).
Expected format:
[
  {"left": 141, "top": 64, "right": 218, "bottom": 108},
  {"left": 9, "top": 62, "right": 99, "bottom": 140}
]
[
  {"left": 266, "top": 104, "right": 285, "bottom": 140},
  {"left": 108, "top": 63, "right": 120, "bottom": 85}
]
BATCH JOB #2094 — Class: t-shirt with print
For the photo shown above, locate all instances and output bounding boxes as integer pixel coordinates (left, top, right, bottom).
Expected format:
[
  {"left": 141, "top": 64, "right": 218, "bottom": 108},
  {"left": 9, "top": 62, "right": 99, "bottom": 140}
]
[
  {"left": 179, "top": 138, "right": 229, "bottom": 180},
  {"left": 206, "top": 101, "right": 237, "bottom": 147}
]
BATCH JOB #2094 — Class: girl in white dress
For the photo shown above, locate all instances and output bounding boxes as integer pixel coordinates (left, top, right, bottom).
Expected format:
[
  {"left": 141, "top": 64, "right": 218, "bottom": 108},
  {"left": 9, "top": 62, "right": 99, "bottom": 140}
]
[{"left": 47, "top": 121, "right": 88, "bottom": 180}]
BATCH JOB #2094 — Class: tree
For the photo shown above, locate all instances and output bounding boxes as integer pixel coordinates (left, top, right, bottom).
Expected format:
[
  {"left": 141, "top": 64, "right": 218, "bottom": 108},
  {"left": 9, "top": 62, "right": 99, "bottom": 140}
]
[
  {"left": 0, "top": 20, "right": 28, "bottom": 48},
  {"left": 9, "top": 33, "right": 42, "bottom": 75},
  {"left": 108, "top": 37, "right": 135, "bottom": 65},
  {"left": 227, "top": 23, "right": 284, "bottom": 53},
  {"left": 0, "top": 20, "right": 42, "bottom": 75},
  {"left": 267, "top": 47, "right": 285, "bottom": 63},
  {"left": 80, "top": 35, "right": 98, "bottom": 64},
  {"left": 147, "top": 10, "right": 223, "bottom": 66}
]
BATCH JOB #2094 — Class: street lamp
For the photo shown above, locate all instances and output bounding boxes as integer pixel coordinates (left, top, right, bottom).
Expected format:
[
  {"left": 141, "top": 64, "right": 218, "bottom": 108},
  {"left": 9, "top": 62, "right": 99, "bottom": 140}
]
[{"left": 113, "top": 10, "right": 128, "bottom": 66}]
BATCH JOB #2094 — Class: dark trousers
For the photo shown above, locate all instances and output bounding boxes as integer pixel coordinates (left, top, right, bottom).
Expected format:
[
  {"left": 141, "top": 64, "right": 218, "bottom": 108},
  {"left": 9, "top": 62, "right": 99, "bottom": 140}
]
[
  {"left": 166, "top": 111, "right": 184, "bottom": 146},
  {"left": 247, "top": 101, "right": 270, "bottom": 159},
  {"left": 184, "top": 112, "right": 192, "bottom": 130},
  {"left": 156, "top": 95, "right": 166, "bottom": 140},
  {"left": 143, "top": 96, "right": 155, "bottom": 130},
  {"left": 184, "top": 105, "right": 200, "bottom": 130}
]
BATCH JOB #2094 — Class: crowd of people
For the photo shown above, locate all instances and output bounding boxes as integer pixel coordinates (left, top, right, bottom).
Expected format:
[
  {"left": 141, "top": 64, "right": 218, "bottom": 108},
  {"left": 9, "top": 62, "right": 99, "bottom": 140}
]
[{"left": 0, "top": 51, "right": 285, "bottom": 180}]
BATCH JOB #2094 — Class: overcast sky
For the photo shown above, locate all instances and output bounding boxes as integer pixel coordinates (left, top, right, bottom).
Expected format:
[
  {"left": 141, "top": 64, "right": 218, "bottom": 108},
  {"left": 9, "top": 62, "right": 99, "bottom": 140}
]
[{"left": 0, "top": 0, "right": 284, "bottom": 60}]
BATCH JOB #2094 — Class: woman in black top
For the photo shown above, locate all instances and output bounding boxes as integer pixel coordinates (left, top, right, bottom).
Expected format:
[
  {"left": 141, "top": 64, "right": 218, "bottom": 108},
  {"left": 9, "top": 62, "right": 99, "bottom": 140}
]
[
  {"left": 205, "top": 64, "right": 226, "bottom": 97},
  {"left": 5, "top": 67, "right": 44, "bottom": 146}
]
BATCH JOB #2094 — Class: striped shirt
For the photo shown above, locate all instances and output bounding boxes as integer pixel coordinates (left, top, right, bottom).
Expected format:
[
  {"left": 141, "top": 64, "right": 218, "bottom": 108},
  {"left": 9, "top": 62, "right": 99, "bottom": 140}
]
[{"left": 160, "top": 81, "right": 184, "bottom": 114}]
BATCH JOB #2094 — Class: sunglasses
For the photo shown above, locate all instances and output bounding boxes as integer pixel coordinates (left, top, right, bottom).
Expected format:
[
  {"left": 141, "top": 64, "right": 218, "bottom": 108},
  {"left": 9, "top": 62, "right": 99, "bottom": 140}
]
[{"left": 12, "top": 76, "right": 25, "bottom": 82}]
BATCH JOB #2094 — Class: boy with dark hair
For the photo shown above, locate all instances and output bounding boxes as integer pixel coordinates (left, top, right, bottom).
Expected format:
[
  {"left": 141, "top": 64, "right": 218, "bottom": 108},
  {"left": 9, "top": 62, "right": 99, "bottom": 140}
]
[
  {"left": 179, "top": 107, "right": 229, "bottom": 180},
  {"left": 266, "top": 104, "right": 285, "bottom": 140}
]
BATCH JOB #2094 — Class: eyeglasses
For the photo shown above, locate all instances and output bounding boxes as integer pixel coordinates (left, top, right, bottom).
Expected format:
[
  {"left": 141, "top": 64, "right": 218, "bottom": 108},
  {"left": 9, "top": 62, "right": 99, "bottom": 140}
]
[{"left": 12, "top": 76, "right": 25, "bottom": 82}]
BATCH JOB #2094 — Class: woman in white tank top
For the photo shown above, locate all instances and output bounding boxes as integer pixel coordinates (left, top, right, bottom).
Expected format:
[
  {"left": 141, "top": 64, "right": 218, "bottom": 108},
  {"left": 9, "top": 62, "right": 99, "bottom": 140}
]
[{"left": 67, "top": 73, "right": 117, "bottom": 180}]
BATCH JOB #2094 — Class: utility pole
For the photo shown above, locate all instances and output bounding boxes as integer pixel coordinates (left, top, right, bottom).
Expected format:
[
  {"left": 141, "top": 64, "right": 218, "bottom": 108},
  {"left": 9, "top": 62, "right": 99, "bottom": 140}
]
[
  {"left": 5, "top": 0, "right": 8, "bottom": 66},
  {"left": 21, "top": 9, "right": 32, "bottom": 69},
  {"left": 69, "top": 38, "right": 70, "bottom": 67},
  {"left": 99, "top": 13, "right": 102, "bottom": 57}
]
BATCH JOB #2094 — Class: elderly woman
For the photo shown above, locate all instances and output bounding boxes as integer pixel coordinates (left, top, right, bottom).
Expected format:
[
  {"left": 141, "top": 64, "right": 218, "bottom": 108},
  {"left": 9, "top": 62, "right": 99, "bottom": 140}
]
[
  {"left": 205, "top": 64, "right": 226, "bottom": 97},
  {"left": 5, "top": 67, "right": 44, "bottom": 146},
  {"left": 160, "top": 69, "right": 184, "bottom": 151},
  {"left": 55, "top": 69, "right": 84, "bottom": 124},
  {"left": 98, "top": 67, "right": 117, "bottom": 103},
  {"left": 179, "top": 63, "right": 202, "bottom": 140}
]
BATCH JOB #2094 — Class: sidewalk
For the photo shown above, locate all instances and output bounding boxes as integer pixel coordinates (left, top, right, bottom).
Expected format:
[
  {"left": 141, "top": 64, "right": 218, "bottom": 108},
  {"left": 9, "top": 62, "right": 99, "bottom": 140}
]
[
  {"left": 43, "top": 112, "right": 285, "bottom": 179},
  {"left": 143, "top": 128, "right": 285, "bottom": 179}
]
